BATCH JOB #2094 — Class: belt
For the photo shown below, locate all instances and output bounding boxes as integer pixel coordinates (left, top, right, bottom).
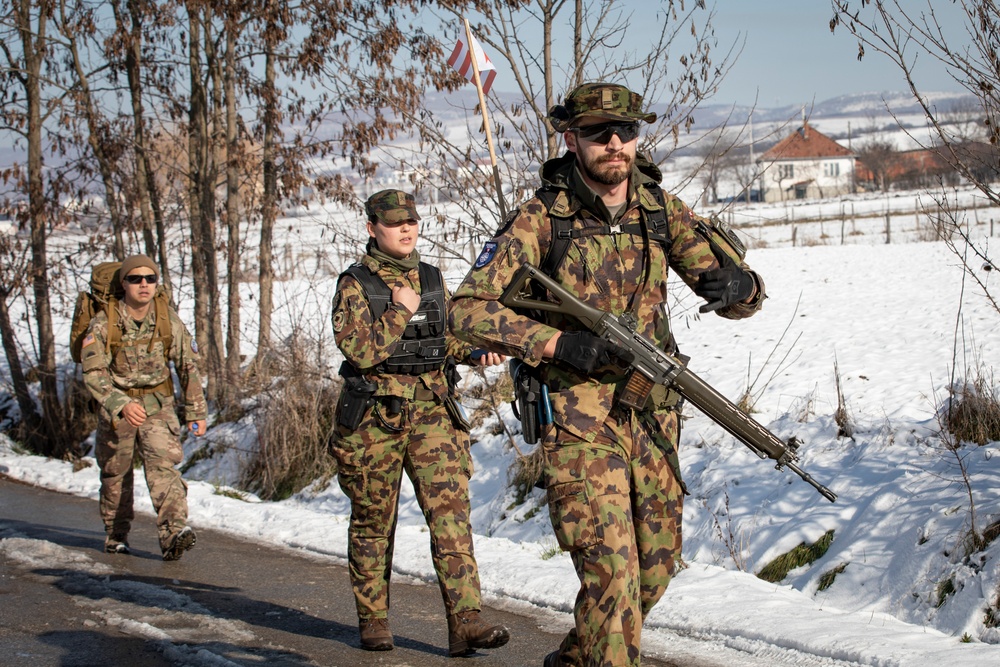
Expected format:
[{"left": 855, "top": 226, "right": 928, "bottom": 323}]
[{"left": 125, "top": 377, "right": 173, "bottom": 398}]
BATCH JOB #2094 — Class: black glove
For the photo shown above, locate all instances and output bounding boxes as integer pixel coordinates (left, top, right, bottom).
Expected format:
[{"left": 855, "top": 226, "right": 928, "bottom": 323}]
[
  {"left": 553, "top": 331, "right": 634, "bottom": 375},
  {"left": 695, "top": 253, "right": 755, "bottom": 313}
]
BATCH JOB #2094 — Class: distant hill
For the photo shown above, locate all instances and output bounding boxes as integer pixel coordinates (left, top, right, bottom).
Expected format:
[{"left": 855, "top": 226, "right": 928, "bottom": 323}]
[
  {"left": 421, "top": 87, "right": 978, "bottom": 131},
  {"left": 682, "top": 90, "right": 978, "bottom": 128}
]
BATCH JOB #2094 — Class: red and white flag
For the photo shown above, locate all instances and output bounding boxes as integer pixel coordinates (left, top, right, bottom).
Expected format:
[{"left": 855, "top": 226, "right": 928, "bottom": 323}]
[{"left": 448, "top": 28, "right": 496, "bottom": 95}]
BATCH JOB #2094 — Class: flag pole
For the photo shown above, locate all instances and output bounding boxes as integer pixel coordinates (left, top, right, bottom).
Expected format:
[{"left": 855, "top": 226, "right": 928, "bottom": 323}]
[{"left": 463, "top": 17, "right": 508, "bottom": 220}]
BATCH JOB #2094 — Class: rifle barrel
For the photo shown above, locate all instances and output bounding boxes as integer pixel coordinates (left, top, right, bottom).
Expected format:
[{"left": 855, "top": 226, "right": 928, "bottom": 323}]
[{"left": 499, "top": 263, "right": 837, "bottom": 503}]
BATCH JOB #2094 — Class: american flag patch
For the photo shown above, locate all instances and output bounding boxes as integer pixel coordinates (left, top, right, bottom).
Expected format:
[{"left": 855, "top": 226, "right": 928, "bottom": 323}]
[{"left": 82, "top": 333, "right": 95, "bottom": 347}]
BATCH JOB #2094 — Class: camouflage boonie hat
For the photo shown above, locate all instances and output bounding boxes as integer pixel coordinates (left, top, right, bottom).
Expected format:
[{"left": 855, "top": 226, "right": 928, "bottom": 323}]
[
  {"left": 365, "top": 189, "right": 420, "bottom": 223},
  {"left": 548, "top": 82, "right": 657, "bottom": 132}
]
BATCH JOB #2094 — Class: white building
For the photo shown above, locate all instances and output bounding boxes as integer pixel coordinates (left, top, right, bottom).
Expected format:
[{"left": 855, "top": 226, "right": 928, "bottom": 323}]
[{"left": 757, "top": 122, "right": 855, "bottom": 202}]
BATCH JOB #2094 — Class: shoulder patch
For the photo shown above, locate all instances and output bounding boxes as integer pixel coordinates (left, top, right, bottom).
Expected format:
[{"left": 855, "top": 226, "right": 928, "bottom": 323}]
[
  {"left": 82, "top": 333, "right": 95, "bottom": 348},
  {"left": 474, "top": 241, "right": 499, "bottom": 268},
  {"left": 332, "top": 309, "right": 346, "bottom": 333}
]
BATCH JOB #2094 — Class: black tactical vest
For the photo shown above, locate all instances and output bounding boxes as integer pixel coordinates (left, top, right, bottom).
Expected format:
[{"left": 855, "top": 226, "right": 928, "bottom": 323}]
[{"left": 340, "top": 262, "right": 448, "bottom": 375}]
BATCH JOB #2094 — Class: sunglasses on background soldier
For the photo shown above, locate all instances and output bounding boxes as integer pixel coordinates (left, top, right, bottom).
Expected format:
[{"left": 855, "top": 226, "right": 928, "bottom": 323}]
[
  {"left": 571, "top": 121, "right": 640, "bottom": 144},
  {"left": 124, "top": 274, "right": 158, "bottom": 285}
]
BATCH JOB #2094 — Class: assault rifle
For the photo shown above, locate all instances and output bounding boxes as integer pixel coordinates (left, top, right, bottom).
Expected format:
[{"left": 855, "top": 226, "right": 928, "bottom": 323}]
[{"left": 499, "top": 263, "right": 837, "bottom": 503}]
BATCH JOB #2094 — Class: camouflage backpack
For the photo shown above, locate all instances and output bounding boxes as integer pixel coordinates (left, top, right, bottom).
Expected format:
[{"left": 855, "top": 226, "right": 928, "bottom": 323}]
[{"left": 69, "top": 261, "right": 172, "bottom": 364}]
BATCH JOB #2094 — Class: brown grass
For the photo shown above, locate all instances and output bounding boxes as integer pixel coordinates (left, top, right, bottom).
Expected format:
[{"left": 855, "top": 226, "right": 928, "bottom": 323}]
[
  {"left": 63, "top": 373, "right": 98, "bottom": 455},
  {"left": 240, "top": 339, "right": 339, "bottom": 501},
  {"left": 507, "top": 445, "right": 546, "bottom": 507},
  {"left": 945, "top": 373, "right": 1000, "bottom": 447}
]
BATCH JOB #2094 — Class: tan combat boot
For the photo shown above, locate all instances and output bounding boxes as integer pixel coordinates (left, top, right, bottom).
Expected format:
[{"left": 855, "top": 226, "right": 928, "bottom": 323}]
[
  {"left": 359, "top": 617, "right": 393, "bottom": 651},
  {"left": 447, "top": 610, "right": 510, "bottom": 657},
  {"left": 104, "top": 532, "right": 130, "bottom": 555}
]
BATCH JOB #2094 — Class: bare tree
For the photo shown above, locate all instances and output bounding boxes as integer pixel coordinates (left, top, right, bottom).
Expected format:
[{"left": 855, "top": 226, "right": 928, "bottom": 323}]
[
  {"left": 251, "top": 0, "right": 282, "bottom": 363},
  {"left": 0, "top": 0, "right": 76, "bottom": 458},
  {"left": 221, "top": 0, "right": 243, "bottom": 405},
  {"left": 855, "top": 136, "right": 897, "bottom": 192},
  {"left": 369, "top": 0, "right": 747, "bottom": 258},
  {"left": 938, "top": 96, "right": 991, "bottom": 144},
  {"left": 0, "top": 230, "right": 46, "bottom": 450},
  {"left": 831, "top": 0, "right": 997, "bottom": 314},
  {"left": 181, "top": 2, "right": 225, "bottom": 401},
  {"left": 109, "top": 0, "right": 177, "bottom": 293},
  {"left": 56, "top": 0, "right": 132, "bottom": 260}
]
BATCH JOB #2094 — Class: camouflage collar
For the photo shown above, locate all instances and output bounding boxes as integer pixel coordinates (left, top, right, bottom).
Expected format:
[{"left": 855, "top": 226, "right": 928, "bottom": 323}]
[
  {"left": 365, "top": 240, "right": 420, "bottom": 272},
  {"left": 539, "top": 151, "right": 662, "bottom": 222}
]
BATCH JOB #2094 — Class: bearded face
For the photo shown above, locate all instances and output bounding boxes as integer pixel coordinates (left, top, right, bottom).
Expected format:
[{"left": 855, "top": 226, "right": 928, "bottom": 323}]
[
  {"left": 579, "top": 149, "right": 633, "bottom": 185},
  {"left": 565, "top": 121, "right": 638, "bottom": 187}
]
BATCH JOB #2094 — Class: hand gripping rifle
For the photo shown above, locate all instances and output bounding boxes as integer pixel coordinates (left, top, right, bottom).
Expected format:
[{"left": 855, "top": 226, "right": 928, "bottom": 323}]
[{"left": 499, "top": 263, "right": 837, "bottom": 503}]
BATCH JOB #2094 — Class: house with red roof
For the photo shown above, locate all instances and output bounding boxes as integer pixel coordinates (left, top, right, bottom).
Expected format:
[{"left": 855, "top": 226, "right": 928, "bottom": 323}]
[{"left": 757, "top": 121, "right": 855, "bottom": 203}]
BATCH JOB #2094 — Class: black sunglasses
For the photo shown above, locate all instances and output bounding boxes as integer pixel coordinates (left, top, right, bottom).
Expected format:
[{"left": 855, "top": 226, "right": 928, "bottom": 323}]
[
  {"left": 124, "top": 274, "right": 157, "bottom": 285},
  {"left": 572, "top": 121, "right": 640, "bottom": 144}
]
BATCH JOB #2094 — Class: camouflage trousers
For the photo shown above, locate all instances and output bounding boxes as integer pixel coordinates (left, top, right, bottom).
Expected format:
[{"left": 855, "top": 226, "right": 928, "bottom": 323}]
[
  {"left": 330, "top": 396, "right": 481, "bottom": 620},
  {"left": 96, "top": 399, "right": 189, "bottom": 552},
  {"left": 543, "top": 407, "right": 683, "bottom": 667}
]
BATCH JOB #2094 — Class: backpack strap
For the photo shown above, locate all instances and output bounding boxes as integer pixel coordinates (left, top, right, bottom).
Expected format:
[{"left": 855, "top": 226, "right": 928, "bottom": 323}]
[
  {"left": 536, "top": 182, "right": 671, "bottom": 277},
  {"left": 342, "top": 263, "right": 392, "bottom": 321},
  {"left": 106, "top": 297, "right": 119, "bottom": 357},
  {"left": 149, "top": 293, "right": 173, "bottom": 358},
  {"left": 641, "top": 183, "right": 670, "bottom": 247},
  {"left": 536, "top": 188, "right": 569, "bottom": 279},
  {"left": 417, "top": 261, "right": 442, "bottom": 300}
]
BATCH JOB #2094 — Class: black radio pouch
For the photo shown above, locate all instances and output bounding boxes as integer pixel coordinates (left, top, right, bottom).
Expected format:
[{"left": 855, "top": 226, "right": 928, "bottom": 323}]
[{"left": 510, "top": 359, "right": 545, "bottom": 445}]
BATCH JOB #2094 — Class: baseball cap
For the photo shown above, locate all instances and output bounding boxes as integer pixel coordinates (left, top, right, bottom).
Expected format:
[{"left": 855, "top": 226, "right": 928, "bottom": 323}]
[{"left": 365, "top": 190, "right": 421, "bottom": 223}]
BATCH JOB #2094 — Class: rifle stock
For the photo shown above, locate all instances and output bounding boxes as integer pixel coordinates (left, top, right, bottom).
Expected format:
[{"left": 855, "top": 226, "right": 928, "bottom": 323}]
[{"left": 499, "top": 263, "right": 837, "bottom": 503}]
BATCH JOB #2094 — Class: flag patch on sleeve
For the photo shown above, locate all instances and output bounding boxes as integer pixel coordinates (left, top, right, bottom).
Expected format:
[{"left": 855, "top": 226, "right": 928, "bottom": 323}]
[
  {"left": 475, "top": 241, "right": 499, "bottom": 268},
  {"left": 82, "top": 333, "right": 95, "bottom": 348}
]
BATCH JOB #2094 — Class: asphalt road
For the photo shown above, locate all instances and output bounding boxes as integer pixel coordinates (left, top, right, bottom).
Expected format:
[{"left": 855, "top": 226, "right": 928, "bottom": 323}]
[{"left": 0, "top": 474, "right": 684, "bottom": 667}]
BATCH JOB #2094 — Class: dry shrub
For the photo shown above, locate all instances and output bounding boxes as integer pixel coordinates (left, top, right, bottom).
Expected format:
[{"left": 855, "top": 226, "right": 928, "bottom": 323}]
[
  {"left": 241, "top": 338, "right": 340, "bottom": 501},
  {"left": 984, "top": 518, "right": 1000, "bottom": 548},
  {"left": 63, "top": 373, "right": 98, "bottom": 453},
  {"left": 706, "top": 486, "right": 755, "bottom": 572},
  {"left": 508, "top": 445, "right": 545, "bottom": 507},
  {"left": 833, "top": 359, "right": 854, "bottom": 439},
  {"left": 945, "top": 372, "right": 1000, "bottom": 447},
  {"left": 460, "top": 369, "right": 514, "bottom": 432}
]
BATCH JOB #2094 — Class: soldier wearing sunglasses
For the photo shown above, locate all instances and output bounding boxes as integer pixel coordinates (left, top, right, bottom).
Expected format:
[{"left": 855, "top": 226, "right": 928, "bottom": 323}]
[
  {"left": 80, "top": 254, "right": 207, "bottom": 561},
  {"left": 450, "top": 82, "right": 766, "bottom": 667}
]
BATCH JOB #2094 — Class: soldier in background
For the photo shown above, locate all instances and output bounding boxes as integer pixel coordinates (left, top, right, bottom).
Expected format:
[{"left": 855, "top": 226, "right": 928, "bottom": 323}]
[
  {"left": 449, "top": 83, "right": 766, "bottom": 667},
  {"left": 81, "top": 254, "right": 207, "bottom": 561},
  {"left": 328, "top": 189, "right": 510, "bottom": 656}
]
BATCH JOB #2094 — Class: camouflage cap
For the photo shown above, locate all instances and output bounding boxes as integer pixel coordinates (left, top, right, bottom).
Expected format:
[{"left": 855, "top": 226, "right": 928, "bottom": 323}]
[
  {"left": 548, "top": 82, "right": 657, "bottom": 133},
  {"left": 365, "top": 189, "right": 420, "bottom": 223}
]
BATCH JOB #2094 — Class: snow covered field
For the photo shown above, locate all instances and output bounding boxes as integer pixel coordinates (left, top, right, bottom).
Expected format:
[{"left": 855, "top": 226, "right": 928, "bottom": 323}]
[{"left": 3, "top": 180, "right": 1000, "bottom": 665}]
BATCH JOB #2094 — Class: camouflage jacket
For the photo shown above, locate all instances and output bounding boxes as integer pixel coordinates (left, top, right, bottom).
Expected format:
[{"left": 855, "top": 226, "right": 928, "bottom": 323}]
[
  {"left": 449, "top": 152, "right": 765, "bottom": 442},
  {"left": 81, "top": 302, "right": 207, "bottom": 423},
  {"left": 332, "top": 253, "right": 475, "bottom": 399}
]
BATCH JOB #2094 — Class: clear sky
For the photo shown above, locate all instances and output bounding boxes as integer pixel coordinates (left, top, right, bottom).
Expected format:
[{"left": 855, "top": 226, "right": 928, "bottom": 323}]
[
  {"left": 705, "top": 1, "right": 962, "bottom": 107},
  {"left": 487, "top": 1, "right": 966, "bottom": 108}
]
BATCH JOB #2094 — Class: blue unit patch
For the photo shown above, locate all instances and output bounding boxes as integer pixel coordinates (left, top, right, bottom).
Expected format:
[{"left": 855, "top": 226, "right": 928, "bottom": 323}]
[{"left": 475, "top": 241, "right": 499, "bottom": 268}]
